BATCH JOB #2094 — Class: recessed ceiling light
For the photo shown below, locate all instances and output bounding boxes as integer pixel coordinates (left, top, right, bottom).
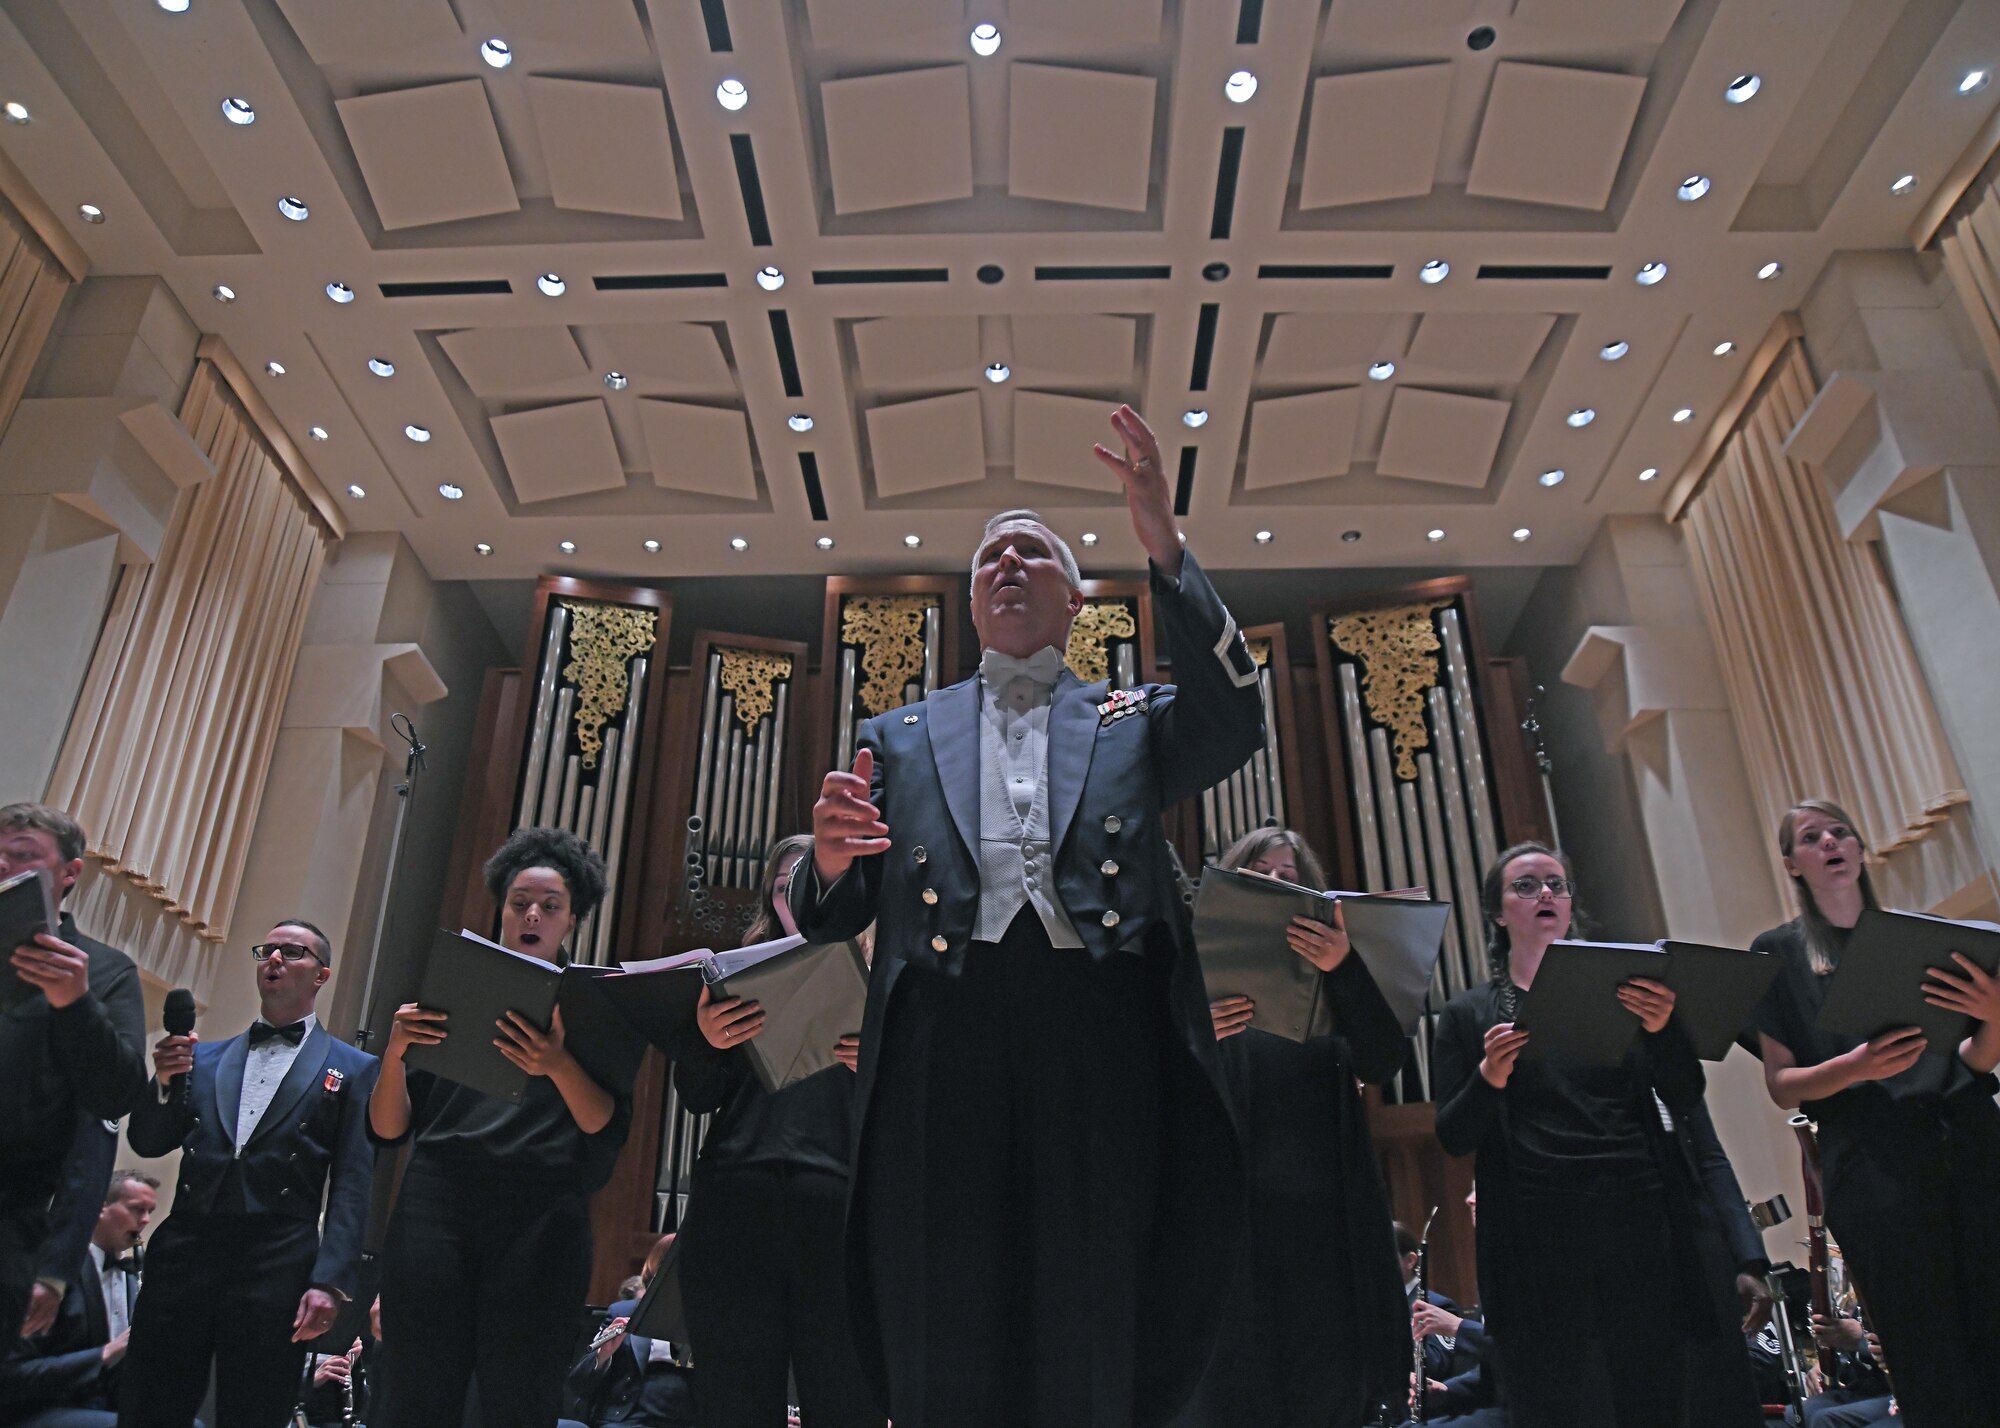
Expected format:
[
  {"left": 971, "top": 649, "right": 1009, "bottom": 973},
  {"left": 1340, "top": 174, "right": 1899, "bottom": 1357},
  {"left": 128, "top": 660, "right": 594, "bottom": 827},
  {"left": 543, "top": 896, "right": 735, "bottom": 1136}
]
[
  {"left": 346, "top": 483, "right": 365, "bottom": 499},
  {"left": 1539, "top": 468, "right": 1566, "bottom": 487},
  {"left": 475, "top": 542, "right": 493, "bottom": 556},
  {"left": 265, "top": 361, "right": 286, "bottom": 376},
  {"left": 969, "top": 22, "right": 1001, "bottom": 56},
  {"left": 309, "top": 426, "right": 329, "bottom": 441},
  {"left": 326, "top": 281, "right": 354, "bottom": 304},
  {"left": 1368, "top": 361, "right": 1396, "bottom": 381},
  {"left": 755, "top": 265, "right": 785, "bottom": 291},
  {"left": 1636, "top": 261, "right": 1667, "bottom": 286},
  {"left": 816, "top": 536, "right": 835, "bottom": 550},
  {"left": 1757, "top": 260, "right": 1783, "bottom": 280},
  {"left": 644, "top": 539, "right": 661, "bottom": 553},
  {"left": 603, "top": 371, "right": 629, "bottom": 391},
  {"left": 212, "top": 284, "right": 236, "bottom": 303},
  {"left": 1638, "top": 467, "right": 1659, "bottom": 482},
  {"left": 1254, "top": 530, "right": 1274, "bottom": 544},
  {"left": 1079, "top": 532, "right": 1099, "bottom": 546},
  {"left": 729, "top": 536, "right": 749, "bottom": 552},
  {"left": 985, "top": 362, "right": 1011, "bottom": 383},
  {"left": 277, "top": 196, "right": 309, "bottom": 221},
  {"left": 2, "top": 102, "right": 28, "bottom": 125},
  {"left": 1419, "top": 259, "right": 1450, "bottom": 284},
  {"left": 788, "top": 413, "right": 814, "bottom": 432},
  {"left": 405, "top": 424, "right": 431, "bottom": 443},
  {"left": 559, "top": 540, "right": 576, "bottom": 554},
  {"left": 1512, "top": 527, "right": 1532, "bottom": 542},
  {"left": 1725, "top": 73, "right": 1761, "bottom": 104},
  {"left": 1672, "top": 407, "right": 1695, "bottom": 423},
  {"left": 367, "top": 357, "right": 395, "bottom": 377},
  {"left": 157, "top": 0, "right": 189, "bottom": 12},
  {"left": 1225, "top": 70, "right": 1259, "bottom": 103},
  {"left": 1890, "top": 173, "right": 1918, "bottom": 197},
  {"left": 480, "top": 37, "right": 512, "bottom": 68},
  {"left": 903, "top": 533, "right": 922, "bottom": 549},
  {"left": 1566, "top": 408, "right": 1596, "bottom": 428},
  {"left": 438, "top": 482, "right": 463, "bottom": 499},
  {"left": 1182, "top": 408, "right": 1209, "bottom": 427},
  {"left": 221, "top": 97, "right": 254, "bottom": 125},
  {"left": 1427, "top": 528, "right": 1446, "bottom": 542},
  {"left": 1599, "top": 340, "right": 1630, "bottom": 361},
  {"left": 717, "top": 78, "right": 748, "bottom": 112},
  {"left": 1713, "top": 341, "right": 1735, "bottom": 356},
  {"left": 1961, "top": 69, "right": 1991, "bottom": 95},
  {"left": 1676, "top": 175, "right": 1711, "bottom": 202},
  {"left": 536, "top": 273, "right": 566, "bottom": 297},
  {"left": 1341, "top": 530, "right": 1362, "bottom": 543},
  {"left": 78, "top": 204, "right": 104, "bottom": 224}
]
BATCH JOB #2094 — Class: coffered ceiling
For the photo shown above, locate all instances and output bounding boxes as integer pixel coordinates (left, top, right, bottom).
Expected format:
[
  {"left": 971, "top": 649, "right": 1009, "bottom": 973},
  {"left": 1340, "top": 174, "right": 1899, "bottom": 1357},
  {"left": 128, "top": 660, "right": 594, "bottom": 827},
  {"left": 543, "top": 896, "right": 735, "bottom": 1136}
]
[{"left": 2, "top": 0, "right": 1996, "bottom": 578}]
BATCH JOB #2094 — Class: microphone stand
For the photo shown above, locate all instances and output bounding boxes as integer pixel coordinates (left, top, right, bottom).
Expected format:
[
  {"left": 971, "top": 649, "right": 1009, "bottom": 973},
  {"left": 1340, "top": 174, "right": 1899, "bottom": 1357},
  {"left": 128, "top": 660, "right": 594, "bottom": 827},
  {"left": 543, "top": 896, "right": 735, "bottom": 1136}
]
[
  {"left": 355, "top": 713, "right": 425, "bottom": 1052},
  {"left": 1520, "top": 684, "right": 1560, "bottom": 847}
]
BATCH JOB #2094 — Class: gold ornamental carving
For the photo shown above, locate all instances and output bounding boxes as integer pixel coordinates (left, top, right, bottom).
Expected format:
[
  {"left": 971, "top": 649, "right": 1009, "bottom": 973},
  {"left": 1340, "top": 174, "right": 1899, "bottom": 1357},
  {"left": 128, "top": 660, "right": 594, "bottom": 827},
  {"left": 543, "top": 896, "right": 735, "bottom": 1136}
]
[
  {"left": 1330, "top": 600, "right": 1450, "bottom": 781},
  {"left": 1246, "top": 637, "right": 1271, "bottom": 669},
  {"left": 841, "top": 596, "right": 934, "bottom": 717},
  {"left": 1065, "top": 600, "right": 1138, "bottom": 685},
  {"left": 718, "top": 648, "right": 794, "bottom": 732},
  {"left": 560, "top": 600, "right": 657, "bottom": 769}
]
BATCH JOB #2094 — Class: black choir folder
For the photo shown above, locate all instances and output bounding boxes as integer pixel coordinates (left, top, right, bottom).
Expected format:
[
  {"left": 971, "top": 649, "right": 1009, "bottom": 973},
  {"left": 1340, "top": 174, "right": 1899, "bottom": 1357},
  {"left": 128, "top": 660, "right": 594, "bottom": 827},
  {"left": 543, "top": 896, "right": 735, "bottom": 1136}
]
[
  {"left": 1814, "top": 908, "right": 2000, "bottom": 1050},
  {"left": 404, "top": 929, "right": 648, "bottom": 1104},
  {"left": 620, "top": 934, "right": 869, "bottom": 1094},
  {"left": 1514, "top": 939, "right": 1779, "bottom": 1066},
  {"left": 1192, "top": 865, "right": 1452, "bottom": 1040},
  {"left": 0, "top": 867, "right": 61, "bottom": 1005}
]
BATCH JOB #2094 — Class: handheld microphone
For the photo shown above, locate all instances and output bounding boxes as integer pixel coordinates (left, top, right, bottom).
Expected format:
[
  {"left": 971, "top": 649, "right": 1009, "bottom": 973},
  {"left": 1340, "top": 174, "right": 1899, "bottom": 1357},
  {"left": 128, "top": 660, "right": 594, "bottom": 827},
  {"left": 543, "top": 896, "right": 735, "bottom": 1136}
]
[{"left": 162, "top": 988, "right": 197, "bottom": 1108}]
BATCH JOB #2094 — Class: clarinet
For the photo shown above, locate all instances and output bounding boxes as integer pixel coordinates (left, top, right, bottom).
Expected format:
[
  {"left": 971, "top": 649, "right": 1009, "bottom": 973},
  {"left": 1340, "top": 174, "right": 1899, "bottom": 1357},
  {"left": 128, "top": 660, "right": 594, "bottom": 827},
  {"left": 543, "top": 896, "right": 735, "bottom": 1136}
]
[
  {"left": 1411, "top": 1204, "right": 1440, "bottom": 1423},
  {"left": 343, "top": 1345, "right": 357, "bottom": 1428}
]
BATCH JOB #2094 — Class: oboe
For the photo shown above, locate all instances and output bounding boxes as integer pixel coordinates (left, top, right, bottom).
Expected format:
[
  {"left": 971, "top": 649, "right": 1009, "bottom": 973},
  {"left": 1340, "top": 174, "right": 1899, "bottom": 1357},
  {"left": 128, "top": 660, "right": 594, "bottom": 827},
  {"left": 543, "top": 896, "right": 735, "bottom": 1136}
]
[
  {"left": 1411, "top": 1204, "right": 1440, "bottom": 1423},
  {"left": 343, "top": 1340, "right": 358, "bottom": 1428}
]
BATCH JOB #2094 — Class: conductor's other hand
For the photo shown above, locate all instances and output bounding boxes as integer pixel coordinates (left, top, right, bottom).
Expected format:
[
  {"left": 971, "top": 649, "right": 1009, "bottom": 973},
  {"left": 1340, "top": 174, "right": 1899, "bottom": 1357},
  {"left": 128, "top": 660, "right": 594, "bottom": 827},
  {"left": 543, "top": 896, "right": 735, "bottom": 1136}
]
[
  {"left": 698, "top": 982, "right": 765, "bottom": 1051},
  {"left": 1479, "top": 1021, "right": 1530, "bottom": 1089},
  {"left": 1209, "top": 996, "right": 1255, "bottom": 1041},
  {"left": 291, "top": 1287, "right": 338, "bottom": 1343},
  {"left": 834, "top": 1033, "right": 861, "bottom": 1072},
  {"left": 813, "top": 747, "right": 889, "bottom": 886}
]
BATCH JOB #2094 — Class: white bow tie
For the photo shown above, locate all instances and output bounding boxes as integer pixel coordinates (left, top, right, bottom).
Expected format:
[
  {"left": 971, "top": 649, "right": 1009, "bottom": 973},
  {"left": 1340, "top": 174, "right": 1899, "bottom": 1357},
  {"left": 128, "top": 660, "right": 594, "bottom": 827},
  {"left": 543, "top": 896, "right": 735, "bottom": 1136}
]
[{"left": 980, "top": 645, "right": 1065, "bottom": 689}]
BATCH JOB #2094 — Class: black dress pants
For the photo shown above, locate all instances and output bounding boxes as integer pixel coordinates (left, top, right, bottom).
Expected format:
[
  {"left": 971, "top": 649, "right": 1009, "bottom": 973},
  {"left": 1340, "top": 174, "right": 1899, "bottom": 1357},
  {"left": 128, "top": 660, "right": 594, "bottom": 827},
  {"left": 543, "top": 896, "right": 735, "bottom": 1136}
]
[
  {"left": 375, "top": 1163, "right": 593, "bottom": 1428},
  {"left": 1493, "top": 1190, "right": 1687, "bottom": 1428},
  {"left": 859, "top": 913, "right": 1168, "bottom": 1428},
  {"left": 1824, "top": 1092, "right": 2000, "bottom": 1428},
  {"left": 679, "top": 1163, "right": 882, "bottom": 1428},
  {"left": 118, "top": 1213, "right": 318, "bottom": 1428}
]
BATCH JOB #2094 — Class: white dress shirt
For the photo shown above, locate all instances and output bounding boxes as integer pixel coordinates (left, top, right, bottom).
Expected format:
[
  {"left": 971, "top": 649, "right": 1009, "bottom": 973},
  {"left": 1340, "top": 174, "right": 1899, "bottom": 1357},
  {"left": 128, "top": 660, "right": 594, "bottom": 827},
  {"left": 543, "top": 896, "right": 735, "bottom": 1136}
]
[
  {"left": 974, "top": 646, "right": 1082, "bottom": 948},
  {"left": 88, "top": 1242, "right": 132, "bottom": 1341},
  {"left": 236, "top": 1014, "right": 316, "bottom": 1150}
]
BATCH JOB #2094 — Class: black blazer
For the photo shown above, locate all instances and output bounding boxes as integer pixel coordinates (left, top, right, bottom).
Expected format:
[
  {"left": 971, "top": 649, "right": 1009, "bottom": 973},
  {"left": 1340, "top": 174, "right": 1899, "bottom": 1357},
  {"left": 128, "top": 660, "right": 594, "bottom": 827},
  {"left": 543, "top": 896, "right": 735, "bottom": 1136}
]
[
  {"left": 563, "top": 1299, "right": 695, "bottom": 1427},
  {"left": 127, "top": 1023, "right": 378, "bottom": 1299},
  {"left": 0, "top": 1250, "right": 133, "bottom": 1416},
  {"left": 791, "top": 551, "right": 1266, "bottom": 1422}
]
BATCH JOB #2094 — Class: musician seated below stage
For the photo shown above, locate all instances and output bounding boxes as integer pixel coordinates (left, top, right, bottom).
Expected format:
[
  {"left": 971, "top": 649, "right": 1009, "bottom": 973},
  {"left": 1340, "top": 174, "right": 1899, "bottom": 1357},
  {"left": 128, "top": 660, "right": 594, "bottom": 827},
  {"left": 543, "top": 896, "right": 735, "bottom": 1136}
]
[
  {"left": 1395, "top": 1193, "right": 1505, "bottom": 1428},
  {"left": 1795, "top": 1312, "right": 1892, "bottom": 1428},
  {"left": 558, "top": 1236, "right": 694, "bottom": 1428},
  {"left": 298, "top": 1293, "right": 380, "bottom": 1428}
]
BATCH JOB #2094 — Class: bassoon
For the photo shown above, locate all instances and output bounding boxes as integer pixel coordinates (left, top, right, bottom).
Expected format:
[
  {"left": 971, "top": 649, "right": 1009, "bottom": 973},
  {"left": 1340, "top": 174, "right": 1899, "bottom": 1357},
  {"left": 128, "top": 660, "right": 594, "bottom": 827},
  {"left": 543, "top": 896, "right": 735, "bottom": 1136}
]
[{"left": 1791, "top": 1113, "right": 1896, "bottom": 1407}]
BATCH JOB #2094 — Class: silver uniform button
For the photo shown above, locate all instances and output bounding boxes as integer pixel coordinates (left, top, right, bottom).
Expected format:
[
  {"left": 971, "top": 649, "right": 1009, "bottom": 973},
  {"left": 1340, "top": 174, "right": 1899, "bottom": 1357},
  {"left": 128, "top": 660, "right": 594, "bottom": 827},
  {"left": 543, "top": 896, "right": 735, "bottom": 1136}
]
[
  {"left": 931, "top": 935, "right": 948, "bottom": 953},
  {"left": 1103, "top": 815, "right": 1122, "bottom": 834},
  {"left": 1101, "top": 859, "right": 1119, "bottom": 876},
  {"left": 904, "top": 713, "right": 920, "bottom": 724},
  {"left": 913, "top": 846, "right": 927, "bottom": 863},
  {"left": 922, "top": 887, "right": 939, "bottom": 905},
  {"left": 1101, "top": 910, "right": 1120, "bottom": 928}
]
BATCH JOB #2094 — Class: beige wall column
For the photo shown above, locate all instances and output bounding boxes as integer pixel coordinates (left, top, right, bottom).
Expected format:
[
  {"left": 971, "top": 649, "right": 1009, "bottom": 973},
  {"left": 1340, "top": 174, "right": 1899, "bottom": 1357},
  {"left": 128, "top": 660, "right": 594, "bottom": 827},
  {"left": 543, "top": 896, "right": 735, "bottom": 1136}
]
[
  {"left": 0, "top": 277, "right": 206, "bottom": 797},
  {"left": 1556, "top": 516, "right": 1804, "bottom": 1256}
]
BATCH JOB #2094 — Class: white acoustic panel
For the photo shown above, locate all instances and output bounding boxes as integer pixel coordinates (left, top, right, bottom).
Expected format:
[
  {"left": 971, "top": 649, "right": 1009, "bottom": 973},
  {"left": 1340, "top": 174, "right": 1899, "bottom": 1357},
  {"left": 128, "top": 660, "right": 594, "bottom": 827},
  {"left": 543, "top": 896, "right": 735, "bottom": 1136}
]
[
  {"left": 488, "top": 0, "right": 647, "bottom": 47},
  {"left": 821, "top": 67, "right": 975, "bottom": 214},
  {"left": 1244, "top": 388, "right": 1362, "bottom": 490},
  {"left": 1263, "top": 314, "right": 1400, "bottom": 384},
  {"left": 491, "top": 400, "right": 627, "bottom": 503},
  {"left": 336, "top": 81, "right": 521, "bottom": 230},
  {"left": 1007, "top": 0, "right": 1164, "bottom": 45},
  {"left": 1299, "top": 66, "right": 1453, "bottom": 209},
  {"left": 274, "top": 0, "right": 459, "bottom": 65},
  {"left": 1014, "top": 390, "right": 1122, "bottom": 491},
  {"left": 439, "top": 327, "right": 590, "bottom": 396},
  {"left": 853, "top": 317, "right": 981, "bottom": 392},
  {"left": 804, "top": 0, "right": 966, "bottom": 48},
  {"left": 527, "top": 78, "right": 682, "bottom": 221},
  {"left": 638, "top": 400, "right": 758, "bottom": 500},
  {"left": 1405, "top": 313, "right": 1556, "bottom": 383},
  {"left": 1008, "top": 64, "right": 1157, "bottom": 213},
  {"left": 590, "top": 325, "right": 735, "bottom": 392},
  {"left": 867, "top": 391, "right": 987, "bottom": 498},
  {"left": 1466, "top": 63, "right": 1646, "bottom": 211},
  {"left": 1011, "top": 314, "right": 1137, "bottom": 386},
  {"left": 1376, "top": 388, "right": 1511, "bottom": 489}
]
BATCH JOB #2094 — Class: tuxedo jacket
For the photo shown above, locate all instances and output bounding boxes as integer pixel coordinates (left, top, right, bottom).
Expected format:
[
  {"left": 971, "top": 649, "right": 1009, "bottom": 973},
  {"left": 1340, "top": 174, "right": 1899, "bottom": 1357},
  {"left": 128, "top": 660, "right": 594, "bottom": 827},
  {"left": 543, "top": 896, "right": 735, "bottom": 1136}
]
[
  {"left": 0, "top": 1250, "right": 133, "bottom": 1415},
  {"left": 126, "top": 1024, "right": 378, "bottom": 1299}
]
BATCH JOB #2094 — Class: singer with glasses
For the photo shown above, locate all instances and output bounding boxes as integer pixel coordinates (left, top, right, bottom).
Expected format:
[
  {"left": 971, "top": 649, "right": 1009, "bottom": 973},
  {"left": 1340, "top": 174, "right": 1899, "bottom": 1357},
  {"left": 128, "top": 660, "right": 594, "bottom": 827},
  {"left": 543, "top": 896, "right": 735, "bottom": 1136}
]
[
  {"left": 1431, "top": 844, "right": 1710, "bottom": 1428},
  {"left": 1747, "top": 800, "right": 2000, "bottom": 1428},
  {"left": 120, "top": 920, "right": 377, "bottom": 1428}
]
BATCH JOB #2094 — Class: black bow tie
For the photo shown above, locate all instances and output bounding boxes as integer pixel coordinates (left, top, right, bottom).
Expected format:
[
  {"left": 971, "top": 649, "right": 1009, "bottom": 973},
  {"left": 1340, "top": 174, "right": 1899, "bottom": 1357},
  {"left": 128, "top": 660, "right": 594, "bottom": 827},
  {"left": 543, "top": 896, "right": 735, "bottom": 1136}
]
[
  {"left": 249, "top": 1021, "right": 307, "bottom": 1047},
  {"left": 106, "top": 1255, "right": 137, "bottom": 1276}
]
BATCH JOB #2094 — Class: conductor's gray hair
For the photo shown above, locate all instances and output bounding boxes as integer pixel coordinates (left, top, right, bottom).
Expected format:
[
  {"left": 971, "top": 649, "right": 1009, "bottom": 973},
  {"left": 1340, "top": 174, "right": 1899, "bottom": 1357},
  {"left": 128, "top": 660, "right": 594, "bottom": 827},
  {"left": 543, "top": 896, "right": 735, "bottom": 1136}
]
[{"left": 971, "top": 510, "right": 1081, "bottom": 588}]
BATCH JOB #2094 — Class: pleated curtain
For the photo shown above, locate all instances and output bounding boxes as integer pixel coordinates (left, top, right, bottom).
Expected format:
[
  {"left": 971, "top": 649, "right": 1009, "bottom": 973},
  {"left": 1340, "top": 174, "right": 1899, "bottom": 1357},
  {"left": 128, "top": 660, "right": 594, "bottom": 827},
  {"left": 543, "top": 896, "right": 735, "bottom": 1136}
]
[
  {"left": 1681, "top": 341, "right": 1967, "bottom": 881},
  {"left": 46, "top": 361, "right": 329, "bottom": 945},
  {"left": 1939, "top": 174, "right": 2000, "bottom": 383},
  {"left": 0, "top": 192, "right": 72, "bottom": 439}
]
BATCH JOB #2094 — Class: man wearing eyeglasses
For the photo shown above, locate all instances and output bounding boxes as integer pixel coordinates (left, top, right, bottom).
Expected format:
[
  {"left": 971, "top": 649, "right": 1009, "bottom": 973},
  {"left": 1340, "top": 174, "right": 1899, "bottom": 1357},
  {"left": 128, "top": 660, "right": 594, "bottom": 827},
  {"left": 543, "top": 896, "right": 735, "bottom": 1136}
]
[{"left": 118, "top": 921, "right": 377, "bottom": 1428}]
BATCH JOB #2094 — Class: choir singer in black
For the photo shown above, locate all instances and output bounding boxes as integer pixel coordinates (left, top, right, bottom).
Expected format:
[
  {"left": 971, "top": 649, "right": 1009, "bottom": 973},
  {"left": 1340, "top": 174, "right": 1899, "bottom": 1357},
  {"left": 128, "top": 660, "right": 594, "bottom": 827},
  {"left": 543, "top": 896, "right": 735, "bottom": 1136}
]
[{"left": 793, "top": 406, "right": 1264, "bottom": 1428}]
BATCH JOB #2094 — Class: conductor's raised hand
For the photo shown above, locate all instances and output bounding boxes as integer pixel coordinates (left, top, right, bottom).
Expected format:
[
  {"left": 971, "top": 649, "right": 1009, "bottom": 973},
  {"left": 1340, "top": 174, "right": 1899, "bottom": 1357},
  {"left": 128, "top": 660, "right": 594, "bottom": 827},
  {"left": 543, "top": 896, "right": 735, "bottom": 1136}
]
[
  {"left": 1091, "top": 404, "right": 1182, "bottom": 575},
  {"left": 1615, "top": 977, "right": 1676, "bottom": 1034},
  {"left": 697, "top": 982, "right": 765, "bottom": 1051},
  {"left": 495, "top": 1005, "right": 573, "bottom": 1079},
  {"left": 383, "top": 1003, "right": 447, "bottom": 1062},
  {"left": 1479, "top": 1021, "right": 1530, "bottom": 1089},
  {"left": 1209, "top": 995, "right": 1256, "bottom": 1040},
  {"left": 812, "top": 747, "right": 889, "bottom": 886},
  {"left": 1842, "top": 1025, "right": 1928, "bottom": 1083}
]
